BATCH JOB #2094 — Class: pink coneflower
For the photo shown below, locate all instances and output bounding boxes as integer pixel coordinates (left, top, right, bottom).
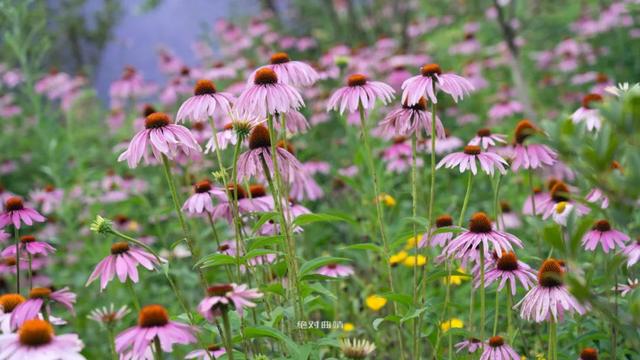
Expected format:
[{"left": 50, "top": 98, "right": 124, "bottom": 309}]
[
  {"left": 577, "top": 347, "right": 599, "bottom": 360},
  {"left": 0, "top": 185, "right": 16, "bottom": 204},
  {"left": 420, "top": 214, "right": 456, "bottom": 248},
  {"left": 87, "top": 304, "right": 130, "bottom": 326},
  {"left": 436, "top": 145, "right": 508, "bottom": 176},
  {"left": 488, "top": 99, "right": 524, "bottom": 122},
  {"left": 623, "top": 238, "right": 640, "bottom": 267},
  {"left": 236, "top": 68, "right": 304, "bottom": 117},
  {"left": 236, "top": 124, "right": 301, "bottom": 182},
  {"left": 210, "top": 184, "right": 268, "bottom": 224},
  {"left": 377, "top": 97, "right": 444, "bottom": 138},
  {"left": 115, "top": 305, "right": 196, "bottom": 358},
  {"left": 479, "top": 251, "right": 536, "bottom": 295},
  {"left": 570, "top": 94, "right": 603, "bottom": 132},
  {"left": 327, "top": 74, "right": 395, "bottom": 114},
  {"left": 197, "top": 283, "right": 263, "bottom": 321},
  {"left": 0, "top": 293, "right": 25, "bottom": 333},
  {"left": 0, "top": 319, "right": 85, "bottom": 359},
  {"left": 585, "top": 188, "right": 608, "bottom": 209},
  {"left": 522, "top": 186, "right": 551, "bottom": 216},
  {"left": 248, "top": 52, "right": 318, "bottom": 87},
  {"left": 86, "top": 242, "right": 166, "bottom": 291},
  {"left": 401, "top": 63, "right": 474, "bottom": 105},
  {"left": 117, "top": 112, "right": 201, "bottom": 168},
  {"left": 539, "top": 182, "right": 590, "bottom": 222},
  {"left": 182, "top": 180, "right": 226, "bottom": 215},
  {"left": 480, "top": 336, "right": 519, "bottom": 360},
  {"left": 516, "top": 259, "right": 586, "bottom": 322},
  {"left": 186, "top": 345, "right": 227, "bottom": 359},
  {"left": 468, "top": 128, "right": 507, "bottom": 150},
  {"left": 29, "top": 185, "right": 63, "bottom": 215},
  {"left": 275, "top": 110, "right": 310, "bottom": 134},
  {"left": 422, "top": 130, "right": 463, "bottom": 155},
  {"left": 581, "top": 219, "right": 629, "bottom": 253},
  {"left": 442, "top": 212, "right": 523, "bottom": 260},
  {"left": 316, "top": 263, "right": 354, "bottom": 278},
  {"left": 498, "top": 202, "right": 521, "bottom": 229},
  {"left": 381, "top": 137, "right": 422, "bottom": 173},
  {"left": 510, "top": 120, "right": 557, "bottom": 171},
  {"left": 176, "top": 79, "right": 235, "bottom": 123},
  {"left": 11, "top": 287, "right": 76, "bottom": 328},
  {"left": 248, "top": 184, "right": 275, "bottom": 210},
  {"left": 0, "top": 229, "right": 9, "bottom": 243},
  {"left": 455, "top": 338, "right": 483, "bottom": 354},
  {"left": 0, "top": 197, "right": 46, "bottom": 229},
  {"left": 1, "top": 235, "right": 55, "bottom": 257},
  {"left": 612, "top": 278, "right": 638, "bottom": 297}
]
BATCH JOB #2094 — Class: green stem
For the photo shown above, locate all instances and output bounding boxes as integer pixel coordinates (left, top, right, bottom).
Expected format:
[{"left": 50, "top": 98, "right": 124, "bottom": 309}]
[
  {"left": 221, "top": 310, "right": 236, "bottom": 360},
  {"left": 27, "top": 252, "right": 33, "bottom": 290},
  {"left": 357, "top": 103, "right": 404, "bottom": 359},
  {"left": 41, "top": 301, "right": 50, "bottom": 322},
  {"left": 480, "top": 250, "right": 486, "bottom": 344},
  {"left": 160, "top": 154, "right": 207, "bottom": 288},
  {"left": 153, "top": 337, "right": 164, "bottom": 360},
  {"left": 126, "top": 280, "right": 141, "bottom": 312},
  {"left": 14, "top": 227, "right": 20, "bottom": 294},
  {"left": 528, "top": 168, "right": 542, "bottom": 256},
  {"left": 410, "top": 133, "right": 420, "bottom": 358},
  {"left": 106, "top": 327, "right": 118, "bottom": 360},
  {"left": 493, "top": 288, "right": 500, "bottom": 336},
  {"left": 507, "top": 292, "right": 513, "bottom": 341}
]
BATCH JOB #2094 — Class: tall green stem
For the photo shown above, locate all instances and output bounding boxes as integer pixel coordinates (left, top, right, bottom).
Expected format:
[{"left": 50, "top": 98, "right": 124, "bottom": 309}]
[
  {"left": 14, "top": 227, "right": 20, "bottom": 294},
  {"left": 125, "top": 280, "right": 141, "bottom": 312},
  {"left": 410, "top": 133, "right": 421, "bottom": 358},
  {"left": 106, "top": 327, "right": 118, "bottom": 360},
  {"left": 160, "top": 154, "right": 207, "bottom": 288},
  {"left": 480, "top": 250, "right": 486, "bottom": 344},
  {"left": 153, "top": 337, "right": 164, "bottom": 360},
  {"left": 221, "top": 310, "right": 236, "bottom": 360},
  {"left": 356, "top": 103, "right": 404, "bottom": 359},
  {"left": 492, "top": 289, "right": 500, "bottom": 336}
]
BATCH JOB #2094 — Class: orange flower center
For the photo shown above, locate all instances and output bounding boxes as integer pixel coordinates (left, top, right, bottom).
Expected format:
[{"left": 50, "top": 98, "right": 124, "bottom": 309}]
[
  {"left": 20, "top": 235, "right": 36, "bottom": 243},
  {"left": 420, "top": 63, "right": 442, "bottom": 77},
  {"left": 144, "top": 112, "right": 171, "bottom": 129},
  {"left": 435, "top": 215, "right": 453, "bottom": 228},
  {"left": 138, "top": 305, "right": 170, "bottom": 327},
  {"left": 538, "top": 259, "right": 564, "bottom": 288},
  {"left": 5, "top": 196, "right": 24, "bottom": 211},
  {"left": 19, "top": 319, "right": 54, "bottom": 346},
  {"left": 194, "top": 79, "right": 217, "bottom": 95},
  {"left": 254, "top": 68, "right": 278, "bottom": 85},
  {"left": 29, "top": 287, "right": 52, "bottom": 299},
  {"left": 580, "top": 347, "right": 598, "bottom": 360},
  {"left": 347, "top": 74, "right": 368, "bottom": 87},
  {"left": 488, "top": 336, "right": 504, "bottom": 348},
  {"left": 195, "top": 180, "right": 212, "bottom": 193},
  {"left": 514, "top": 119, "right": 538, "bottom": 144},
  {"left": 249, "top": 124, "right": 271, "bottom": 150},
  {"left": 463, "top": 145, "right": 481, "bottom": 155},
  {"left": 581, "top": 93, "right": 603, "bottom": 109},
  {"left": 270, "top": 52, "right": 291, "bottom": 64},
  {"left": 469, "top": 212, "right": 492, "bottom": 233},
  {"left": 0, "top": 293, "right": 25, "bottom": 312},
  {"left": 207, "top": 284, "right": 234, "bottom": 296},
  {"left": 110, "top": 242, "right": 130, "bottom": 255},
  {"left": 496, "top": 252, "right": 519, "bottom": 271},
  {"left": 593, "top": 219, "right": 611, "bottom": 232},
  {"left": 249, "top": 184, "right": 267, "bottom": 198},
  {"left": 477, "top": 128, "right": 492, "bottom": 137}
]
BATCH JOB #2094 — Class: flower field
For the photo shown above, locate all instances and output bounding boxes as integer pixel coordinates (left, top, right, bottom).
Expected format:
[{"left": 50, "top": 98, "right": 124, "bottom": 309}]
[{"left": 0, "top": 0, "right": 639, "bottom": 359}]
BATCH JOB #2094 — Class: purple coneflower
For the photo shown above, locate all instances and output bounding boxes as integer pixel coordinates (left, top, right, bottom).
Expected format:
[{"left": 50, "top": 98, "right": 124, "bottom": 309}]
[
  {"left": 275, "top": 109, "right": 310, "bottom": 134},
  {"left": 570, "top": 94, "right": 603, "bottom": 132},
  {"left": 436, "top": 145, "right": 508, "bottom": 176},
  {"left": 539, "top": 182, "right": 590, "bottom": 222},
  {"left": 581, "top": 219, "right": 629, "bottom": 253},
  {"left": 377, "top": 97, "right": 444, "bottom": 138},
  {"left": 236, "top": 124, "right": 301, "bottom": 182},
  {"left": 623, "top": 237, "right": 640, "bottom": 267},
  {"left": 115, "top": 305, "right": 196, "bottom": 358},
  {"left": 0, "top": 293, "right": 25, "bottom": 333},
  {"left": 11, "top": 287, "right": 76, "bottom": 328},
  {"left": 86, "top": 242, "right": 165, "bottom": 291},
  {"left": 181, "top": 180, "right": 226, "bottom": 215},
  {"left": 210, "top": 184, "right": 268, "bottom": 224},
  {"left": 420, "top": 214, "right": 456, "bottom": 248},
  {"left": 421, "top": 130, "right": 463, "bottom": 155},
  {"left": 1, "top": 235, "right": 55, "bottom": 257},
  {"left": 401, "top": 63, "right": 474, "bottom": 105},
  {"left": 468, "top": 128, "right": 507, "bottom": 150},
  {"left": 479, "top": 336, "right": 520, "bottom": 360},
  {"left": 0, "top": 319, "right": 85, "bottom": 359},
  {"left": 510, "top": 120, "right": 557, "bottom": 171},
  {"left": 316, "top": 263, "right": 354, "bottom": 278},
  {"left": 117, "top": 112, "right": 201, "bottom": 168},
  {"left": 612, "top": 278, "right": 638, "bottom": 297},
  {"left": 498, "top": 202, "right": 521, "bottom": 229},
  {"left": 479, "top": 251, "right": 536, "bottom": 295},
  {"left": 176, "top": 79, "right": 235, "bottom": 122},
  {"left": 248, "top": 52, "right": 318, "bottom": 87},
  {"left": 455, "top": 338, "right": 483, "bottom": 354},
  {"left": 29, "top": 185, "right": 64, "bottom": 215},
  {"left": 205, "top": 122, "right": 237, "bottom": 152},
  {"left": 327, "top": 74, "right": 395, "bottom": 114},
  {"left": 585, "top": 188, "right": 609, "bottom": 209},
  {"left": 442, "top": 212, "right": 523, "bottom": 260},
  {"left": 382, "top": 137, "right": 422, "bottom": 174},
  {"left": 186, "top": 345, "right": 227, "bottom": 359},
  {"left": 197, "top": 283, "right": 263, "bottom": 321},
  {"left": 87, "top": 304, "right": 130, "bottom": 326},
  {"left": 516, "top": 259, "right": 586, "bottom": 322},
  {"left": 0, "top": 197, "right": 46, "bottom": 229},
  {"left": 236, "top": 67, "right": 304, "bottom": 117},
  {"left": 578, "top": 348, "right": 599, "bottom": 360}
]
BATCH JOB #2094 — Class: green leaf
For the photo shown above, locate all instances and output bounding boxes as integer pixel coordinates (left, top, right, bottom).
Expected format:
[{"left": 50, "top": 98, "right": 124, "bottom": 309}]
[
  {"left": 196, "top": 253, "right": 237, "bottom": 268},
  {"left": 247, "top": 235, "right": 285, "bottom": 251},
  {"left": 242, "top": 249, "right": 282, "bottom": 262},
  {"left": 380, "top": 292, "right": 413, "bottom": 307},
  {"left": 373, "top": 315, "right": 401, "bottom": 330},
  {"left": 339, "top": 242, "right": 383, "bottom": 253},
  {"left": 244, "top": 326, "right": 301, "bottom": 357},
  {"left": 292, "top": 212, "right": 355, "bottom": 226}
]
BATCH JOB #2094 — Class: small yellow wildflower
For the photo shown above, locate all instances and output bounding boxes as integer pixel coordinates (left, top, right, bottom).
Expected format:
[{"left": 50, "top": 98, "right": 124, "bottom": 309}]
[
  {"left": 440, "top": 318, "right": 463, "bottom": 332},
  {"left": 365, "top": 295, "right": 387, "bottom": 311},
  {"left": 443, "top": 267, "right": 466, "bottom": 285},
  {"left": 404, "top": 235, "right": 423, "bottom": 250},
  {"left": 127, "top": 220, "right": 140, "bottom": 232},
  {"left": 389, "top": 251, "right": 408, "bottom": 266},
  {"left": 403, "top": 255, "right": 427, "bottom": 267},
  {"left": 376, "top": 193, "right": 396, "bottom": 207},
  {"left": 343, "top": 322, "right": 355, "bottom": 332}
]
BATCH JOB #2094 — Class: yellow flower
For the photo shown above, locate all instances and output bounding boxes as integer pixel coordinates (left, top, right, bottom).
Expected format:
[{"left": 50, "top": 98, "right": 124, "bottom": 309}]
[
  {"left": 404, "top": 235, "right": 423, "bottom": 250},
  {"left": 534, "top": 353, "right": 547, "bottom": 360},
  {"left": 376, "top": 193, "right": 396, "bottom": 207},
  {"left": 403, "top": 255, "right": 427, "bottom": 267},
  {"left": 127, "top": 220, "right": 140, "bottom": 232},
  {"left": 343, "top": 322, "right": 355, "bottom": 332},
  {"left": 443, "top": 267, "right": 466, "bottom": 285},
  {"left": 365, "top": 295, "right": 387, "bottom": 311},
  {"left": 389, "top": 251, "right": 408, "bottom": 266},
  {"left": 440, "top": 318, "right": 463, "bottom": 332}
]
